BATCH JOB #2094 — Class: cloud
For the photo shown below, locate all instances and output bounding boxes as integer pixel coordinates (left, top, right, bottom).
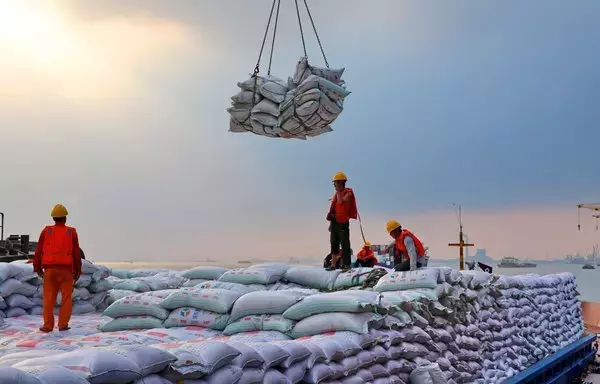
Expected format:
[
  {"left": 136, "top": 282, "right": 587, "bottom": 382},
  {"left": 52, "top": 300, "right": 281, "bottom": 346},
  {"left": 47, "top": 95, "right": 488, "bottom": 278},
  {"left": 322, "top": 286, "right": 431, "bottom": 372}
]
[{"left": 1, "top": 0, "right": 599, "bottom": 262}]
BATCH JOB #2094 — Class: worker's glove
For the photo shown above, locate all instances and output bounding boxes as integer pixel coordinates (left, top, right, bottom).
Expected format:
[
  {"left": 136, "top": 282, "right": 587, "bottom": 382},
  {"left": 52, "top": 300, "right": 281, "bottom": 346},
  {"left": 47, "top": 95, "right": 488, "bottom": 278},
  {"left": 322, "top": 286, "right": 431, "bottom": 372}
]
[{"left": 326, "top": 212, "right": 334, "bottom": 221}]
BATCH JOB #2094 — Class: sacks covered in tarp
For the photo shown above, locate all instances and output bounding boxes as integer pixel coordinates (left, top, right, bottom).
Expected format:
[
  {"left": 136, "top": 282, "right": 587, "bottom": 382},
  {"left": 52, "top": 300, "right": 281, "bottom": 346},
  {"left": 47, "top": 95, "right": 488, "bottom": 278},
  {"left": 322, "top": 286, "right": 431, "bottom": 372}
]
[{"left": 227, "top": 56, "right": 350, "bottom": 139}]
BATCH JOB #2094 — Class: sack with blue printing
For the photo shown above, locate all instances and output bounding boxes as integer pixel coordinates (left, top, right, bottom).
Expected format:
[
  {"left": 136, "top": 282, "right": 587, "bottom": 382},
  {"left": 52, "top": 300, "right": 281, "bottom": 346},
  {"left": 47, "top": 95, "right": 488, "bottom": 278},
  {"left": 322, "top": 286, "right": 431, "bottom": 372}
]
[
  {"left": 374, "top": 269, "right": 439, "bottom": 292},
  {"left": 160, "top": 288, "right": 243, "bottom": 313},
  {"left": 104, "top": 294, "right": 170, "bottom": 320},
  {"left": 164, "top": 307, "right": 230, "bottom": 330},
  {"left": 332, "top": 268, "right": 374, "bottom": 289}
]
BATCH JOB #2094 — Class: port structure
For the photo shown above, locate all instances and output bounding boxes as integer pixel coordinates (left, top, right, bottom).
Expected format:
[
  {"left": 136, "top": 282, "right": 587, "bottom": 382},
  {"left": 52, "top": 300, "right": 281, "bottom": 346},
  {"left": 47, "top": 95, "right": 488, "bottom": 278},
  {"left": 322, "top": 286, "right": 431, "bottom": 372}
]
[
  {"left": 577, "top": 203, "right": 600, "bottom": 230},
  {"left": 449, "top": 204, "right": 474, "bottom": 271}
]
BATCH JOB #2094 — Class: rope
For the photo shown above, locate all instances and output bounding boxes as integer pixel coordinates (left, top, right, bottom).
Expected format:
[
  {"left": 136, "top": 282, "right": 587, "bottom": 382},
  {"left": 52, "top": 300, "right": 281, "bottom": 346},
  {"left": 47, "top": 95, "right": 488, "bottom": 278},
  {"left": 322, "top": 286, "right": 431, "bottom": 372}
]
[
  {"left": 294, "top": 0, "right": 308, "bottom": 57},
  {"left": 361, "top": 268, "right": 388, "bottom": 288},
  {"left": 303, "top": 0, "right": 329, "bottom": 68},
  {"left": 267, "top": 0, "right": 281, "bottom": 75},
  {"left": 357, "top": 212, "right": 367, "bottom": 244},
  {"left": 254, "top": 0, "right": 278, "bottom": 77}
]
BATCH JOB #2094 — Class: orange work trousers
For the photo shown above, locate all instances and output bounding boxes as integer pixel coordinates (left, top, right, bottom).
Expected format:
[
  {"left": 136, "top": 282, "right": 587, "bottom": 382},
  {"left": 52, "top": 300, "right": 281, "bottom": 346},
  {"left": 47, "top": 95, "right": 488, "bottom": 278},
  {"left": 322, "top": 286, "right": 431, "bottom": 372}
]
[{"left": 42, "top": 266, "right": 74, "bottom": 330}]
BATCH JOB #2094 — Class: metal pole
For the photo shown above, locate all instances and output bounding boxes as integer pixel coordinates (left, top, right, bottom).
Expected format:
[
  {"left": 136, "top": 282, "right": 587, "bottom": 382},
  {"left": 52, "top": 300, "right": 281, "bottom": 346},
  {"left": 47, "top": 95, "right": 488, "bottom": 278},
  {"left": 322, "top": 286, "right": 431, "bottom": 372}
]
[{"left": 0, "top": 212, "right": 4, "bottom": 241}]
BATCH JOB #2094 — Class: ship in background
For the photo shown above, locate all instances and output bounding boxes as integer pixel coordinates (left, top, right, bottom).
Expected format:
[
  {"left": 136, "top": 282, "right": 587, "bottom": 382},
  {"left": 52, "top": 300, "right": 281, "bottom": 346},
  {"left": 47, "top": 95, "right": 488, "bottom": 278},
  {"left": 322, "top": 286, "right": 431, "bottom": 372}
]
[{"left": 497, "top": 256, "right": 537, "bottom": 268}]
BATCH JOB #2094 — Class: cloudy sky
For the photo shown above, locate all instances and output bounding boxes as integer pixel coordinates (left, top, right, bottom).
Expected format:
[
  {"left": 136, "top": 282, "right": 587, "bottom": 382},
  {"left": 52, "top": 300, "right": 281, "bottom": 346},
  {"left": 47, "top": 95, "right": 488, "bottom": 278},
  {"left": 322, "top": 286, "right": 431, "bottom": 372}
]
[{"left": 1, "top": 0, "right": 599, "bottom": 262}]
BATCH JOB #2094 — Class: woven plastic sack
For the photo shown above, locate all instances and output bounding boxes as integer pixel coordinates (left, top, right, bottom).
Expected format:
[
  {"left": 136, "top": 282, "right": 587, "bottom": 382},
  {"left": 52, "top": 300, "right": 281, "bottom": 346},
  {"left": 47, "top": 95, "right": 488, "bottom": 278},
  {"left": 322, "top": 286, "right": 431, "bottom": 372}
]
[
  {"left": 218, "top": 267, "right": 284, "bottom": 285},
  {"left": 159, "top": 288, "right": 242, "bottom": 313},
  {"left": 281, "top": 359, "right": 309, "bottom": 384},
  {"left": 81, "top": 260, "right": 99, "bottom": 275},
  {"left": 230, "top": 290, "right": 308, "bottom": 321},
  {"left": 163, "top": 307, "right": 229, "bottom": 330},
  {"left": 283, "top": 292, "right": 378, "bottom": 320},
  {"left": 461, "top": 270, "right": 494, "bottom": 289},
  {"left": 153, "top": 340, "right": 240, "bottom": 377},
  {"left": 263, "top": 368, "right": 293, "bottom": 384},
  {"left": 0, "top": 279, "right": 37, "bottom": 297},
  {"left": 100, "top": 316, "right": 164, "bottom": 332},
  {"left": 409, "top": 363, "right": 446, "bottom": 384},
  {"left": 290, "top": 312, "right": 382, "bottom": 338},
  {"left": 295, "top": 74, "right": 350, "bottom": 102},
  {"left": 295, "top": 340, "right": 327, "bottom": 369},
  {"left": 182, "top": 266, "right": 229, "bottom": 280},
  {"left": 104, "top": 295, "right": 170, "bottom": 320},
  {"left": 223, "top": 314, "right": 294, "bottom": 335},
  {"left": 0, "top": 365, "right": 88, "bottom": 384},
  {"left": 182, "top": 279, "right": 209, "bottom": 287},
  {"left": 332, "top": 268, "right": 373, "bottom": 289},
  {"left": 0, "top": 264, "right": 19, "bottom": 283},
  {"left": 297, "top": 334, "right": 362, "bottom": 359},
  {"left": 5, "top": 294, "right": 35, "bottom": 309},
  {"left": 92, "top": 345, "right": 175, "bottom": 377},
  {"left": 113, "top": 279, "right": 151, "bottom": 293},
  {"left": 374, "top": 269, "right": 438, "bottom": 292},
  {"left": 6, "top": 307, "right": 28, "bottom": 317},
  {"left": 284, "top": 266, "right": 340, "bottom": 290},
  {"left": 12, "top": 349, "right": 142, "bottom": 383},
  {"left": 196, "top": 281, "right": 257, "bottom": 294},
  {"left": 304, "top": 363, "right": 334, "bottom": 384},
  {"left": 227, "top": 342, "right": 265, "bottom": 369},
  {"left": 135, "top": 374, "right": 173, "bottom": 384},
  {"left": 247, "top": 343, "right": 290, "bottom": 369},
  {"left": 75, "top": 274, "right": 93, "bottom": 288}
]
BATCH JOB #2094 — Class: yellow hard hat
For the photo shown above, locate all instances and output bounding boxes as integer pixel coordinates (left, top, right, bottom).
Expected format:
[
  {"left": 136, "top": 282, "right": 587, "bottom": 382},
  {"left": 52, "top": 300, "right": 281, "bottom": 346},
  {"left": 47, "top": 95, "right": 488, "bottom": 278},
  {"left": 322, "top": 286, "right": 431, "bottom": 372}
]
[
  {"left": 332, "top": 172, "right": 348, "bottom": 182},
  {"left": 364, "top": 241, "right": 371, "bottom": 247},
  {"left": 386, "top": 220, "right": 401, "bottom": 233},
  {"left": 51, "top": 204, "right": 68, "bottom": 218}
]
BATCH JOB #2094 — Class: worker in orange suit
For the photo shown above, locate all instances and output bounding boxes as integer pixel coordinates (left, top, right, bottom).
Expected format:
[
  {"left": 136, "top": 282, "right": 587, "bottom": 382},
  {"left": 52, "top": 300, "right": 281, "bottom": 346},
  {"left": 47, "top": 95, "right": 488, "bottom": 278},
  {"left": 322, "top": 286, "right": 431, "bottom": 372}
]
[
  {"left": 354, "top": 241, "right": 378, "bottom": 268},
  {"left": 326, "top": 172, "right": 358, "bottom": 272},
  {"left": 33, "top": 204, "right": 82, "bottom": 332}
]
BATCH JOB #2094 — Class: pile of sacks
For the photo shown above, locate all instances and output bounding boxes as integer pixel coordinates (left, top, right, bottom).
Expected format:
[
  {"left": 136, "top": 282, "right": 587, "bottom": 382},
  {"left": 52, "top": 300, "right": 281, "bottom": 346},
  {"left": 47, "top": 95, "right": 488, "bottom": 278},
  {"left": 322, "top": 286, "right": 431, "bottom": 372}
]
[
  {"left": 480, "top": 273, "right": 584, "bottom": 383},
  {"left": 228, "top": 56, "right": 350, "bottom": 139},
  {"left": 0, "top": 260, "right": 112, "bottom": 318},
  {"left": 0, "top": 261, "right": 584, "bottom": 383},
  {"left": 100, "top": 264, "right": 584, "bottom": 383}
]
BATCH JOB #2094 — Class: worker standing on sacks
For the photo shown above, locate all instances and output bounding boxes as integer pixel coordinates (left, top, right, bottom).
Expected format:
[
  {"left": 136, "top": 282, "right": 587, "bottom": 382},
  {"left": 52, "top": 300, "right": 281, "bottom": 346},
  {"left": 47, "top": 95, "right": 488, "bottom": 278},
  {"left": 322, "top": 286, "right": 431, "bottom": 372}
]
[
  {"left": 33, "top": 204, "right": 82, "bottom": 332},
  {"left": 326, "top": 172, "right": 357, "bottom": 271},
  {"left": 385, "top": 220, "right": 428, "bottom": 271},
  {"left": 354, "top": 241, "right": 377, "bottom": 268}
]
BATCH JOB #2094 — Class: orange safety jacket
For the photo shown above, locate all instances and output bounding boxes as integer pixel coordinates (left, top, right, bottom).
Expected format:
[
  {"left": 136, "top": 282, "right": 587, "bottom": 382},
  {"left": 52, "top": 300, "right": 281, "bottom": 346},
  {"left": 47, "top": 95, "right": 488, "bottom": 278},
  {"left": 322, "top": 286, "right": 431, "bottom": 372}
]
[
  {"left": 33, "top": 224, "right": 82, "bottom": 274},
  {"left": 327, "top": 188, "right": 358, "bottom": 223},
  {"left": 395, "top": 229, "right": 426, "bottom": 262},
  {"left": 357, "top": 248, "right": 377, "bottom": 263}
]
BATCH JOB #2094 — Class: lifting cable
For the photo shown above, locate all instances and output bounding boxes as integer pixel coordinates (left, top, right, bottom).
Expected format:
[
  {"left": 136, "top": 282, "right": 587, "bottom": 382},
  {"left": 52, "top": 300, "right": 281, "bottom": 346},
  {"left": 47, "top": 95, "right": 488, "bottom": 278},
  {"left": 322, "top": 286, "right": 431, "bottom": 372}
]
[
  {"left": 302, "top": 0, "right": 329, "bottom": 68},
  {"left": 256, "top": 0, "right": 330, "bottom": 74}
]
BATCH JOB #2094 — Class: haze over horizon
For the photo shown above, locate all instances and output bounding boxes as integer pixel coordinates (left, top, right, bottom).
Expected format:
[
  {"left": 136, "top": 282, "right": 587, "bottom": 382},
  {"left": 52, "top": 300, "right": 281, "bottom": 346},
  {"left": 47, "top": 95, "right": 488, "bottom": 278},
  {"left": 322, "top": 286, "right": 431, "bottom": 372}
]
[{"left": 1, "top": 0, "right": 599, "bottom": 262}]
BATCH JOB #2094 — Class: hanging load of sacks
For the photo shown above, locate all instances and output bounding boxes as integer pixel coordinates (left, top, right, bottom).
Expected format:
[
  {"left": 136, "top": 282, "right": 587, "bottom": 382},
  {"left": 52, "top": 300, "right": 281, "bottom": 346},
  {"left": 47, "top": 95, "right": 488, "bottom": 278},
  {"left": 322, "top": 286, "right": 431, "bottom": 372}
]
[{"left": 227, "top": 0, "right": 350, "bottom": 140}]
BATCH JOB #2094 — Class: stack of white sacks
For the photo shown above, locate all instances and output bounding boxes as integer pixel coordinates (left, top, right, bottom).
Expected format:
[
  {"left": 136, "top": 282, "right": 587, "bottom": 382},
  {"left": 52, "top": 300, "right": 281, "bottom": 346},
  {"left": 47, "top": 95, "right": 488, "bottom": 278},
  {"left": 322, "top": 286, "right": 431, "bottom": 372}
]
[
  {"left": 0, "top": 262, "right": 584, "bottom": 384},
  {"left": 0, "top": 259, "right": 112, "bottom": 318},
  {"left": 228, "top": 56, "right": 350, "bottom": 140}
]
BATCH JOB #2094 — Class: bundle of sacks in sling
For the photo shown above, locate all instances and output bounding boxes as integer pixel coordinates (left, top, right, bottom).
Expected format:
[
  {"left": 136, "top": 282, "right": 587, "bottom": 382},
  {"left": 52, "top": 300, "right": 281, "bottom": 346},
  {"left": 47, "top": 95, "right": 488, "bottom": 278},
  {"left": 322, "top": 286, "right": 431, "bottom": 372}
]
[
  {"left": 0, "top": 259, "right": 112, "bottom": 318},
  {"left": 228, "top": 56, "right": 350, "bottom": 139},
  {"left": 76, "top": 263, "right": 584, "bottom": 384}
]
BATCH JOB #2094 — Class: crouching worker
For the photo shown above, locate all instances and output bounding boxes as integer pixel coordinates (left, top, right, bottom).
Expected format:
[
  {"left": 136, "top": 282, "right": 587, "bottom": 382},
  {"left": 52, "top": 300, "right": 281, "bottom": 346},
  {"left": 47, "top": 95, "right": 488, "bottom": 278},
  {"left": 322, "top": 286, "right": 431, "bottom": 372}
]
[
  {"left": 385, "top": 220, "right": 428, "bottom": 272},
  {"left": 354, "top": 241, "right": 378, "bottom": 268},
  {"left": 33, "top": 204, "right": 82, "bottom": 332}
]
